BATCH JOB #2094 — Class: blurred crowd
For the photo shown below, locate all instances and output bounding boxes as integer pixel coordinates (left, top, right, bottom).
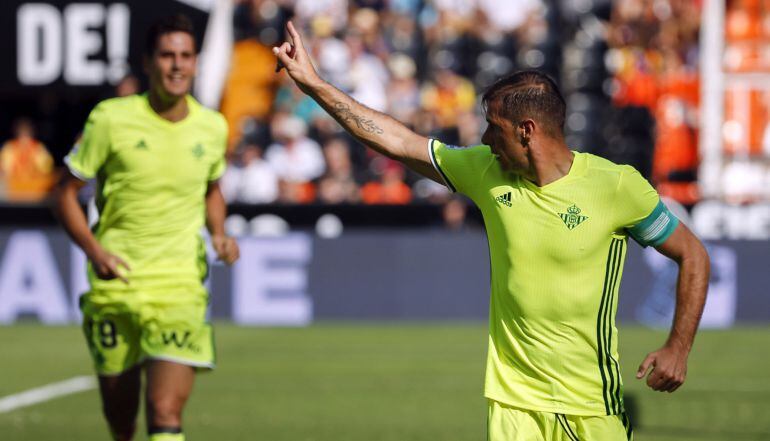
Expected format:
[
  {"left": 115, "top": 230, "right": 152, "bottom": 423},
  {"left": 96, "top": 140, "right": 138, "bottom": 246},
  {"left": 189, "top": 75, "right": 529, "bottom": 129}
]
[
  {"left": 5, "top": 0, "right": 770, "bottom": 209},
  {"left": 219, "top": 0, "right": 547, "bottom": 206}
]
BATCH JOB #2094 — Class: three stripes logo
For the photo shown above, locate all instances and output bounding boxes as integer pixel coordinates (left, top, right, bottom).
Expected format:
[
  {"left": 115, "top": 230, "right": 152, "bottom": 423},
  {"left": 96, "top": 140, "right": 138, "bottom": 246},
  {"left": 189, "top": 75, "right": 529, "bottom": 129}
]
[
  {"left": 135, "top": 139, "right": 148, "bottom": 150},
  {"left": 597, "top": 238, "right": 626, "bottom": 416},
  {"left": 495, "top": 192, "right": 512, "bottom": 207}
]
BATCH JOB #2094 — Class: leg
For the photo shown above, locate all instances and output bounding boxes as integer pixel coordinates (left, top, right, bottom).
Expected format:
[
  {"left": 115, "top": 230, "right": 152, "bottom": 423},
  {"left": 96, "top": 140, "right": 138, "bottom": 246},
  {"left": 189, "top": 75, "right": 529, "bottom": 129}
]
[
  {"left": 97, "top": 365, "right": 141, "bottom": 441},
  {"left": 487, "top": 399, "right": 552, "bottom": 441},
  {"left": 145, "top": 360, "right": 195, "bottom": 438},
  {"left": 572, "top": 412, "right": 632, "bottom": 441},
  {"left": 81, "top": 305, "right": 143, "bottom": 441}
]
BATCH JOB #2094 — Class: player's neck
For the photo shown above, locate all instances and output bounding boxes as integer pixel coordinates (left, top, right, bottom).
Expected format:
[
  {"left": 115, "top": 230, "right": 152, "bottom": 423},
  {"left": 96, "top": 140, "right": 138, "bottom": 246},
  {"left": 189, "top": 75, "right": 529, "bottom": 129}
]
[
  {"left": 526, "top": 140, "right": 574, "bottom": 187},
  {"left": 147, "top": 90, "right": 189, "bottom": 122}
]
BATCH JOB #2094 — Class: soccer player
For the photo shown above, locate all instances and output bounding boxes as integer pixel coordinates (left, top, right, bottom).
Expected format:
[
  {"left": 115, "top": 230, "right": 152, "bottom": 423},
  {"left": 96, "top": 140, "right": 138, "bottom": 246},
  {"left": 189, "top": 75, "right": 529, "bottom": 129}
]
[
  {"left": 54, "top": 15, "right": 238, "bottom": 441},
  {"left": 273, "top": 22, "right": 710, "bottom": 440}
]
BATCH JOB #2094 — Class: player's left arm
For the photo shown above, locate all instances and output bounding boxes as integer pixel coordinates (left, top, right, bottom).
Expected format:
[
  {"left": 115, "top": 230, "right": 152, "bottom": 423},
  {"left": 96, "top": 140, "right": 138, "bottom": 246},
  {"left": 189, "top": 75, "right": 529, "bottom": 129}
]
[
  {"left": 636, "top": 222, "right": 710, "bottom": 393},
  {"left": 205, "top": 180, "right": 239, "bottom": 265}
]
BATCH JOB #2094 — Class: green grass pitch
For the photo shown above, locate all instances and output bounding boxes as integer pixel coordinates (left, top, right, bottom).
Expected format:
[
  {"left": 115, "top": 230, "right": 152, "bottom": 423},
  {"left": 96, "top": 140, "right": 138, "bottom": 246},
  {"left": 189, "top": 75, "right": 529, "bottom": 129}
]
[{"left": 1, "top": 323, "right": 768, "bottom": 441}]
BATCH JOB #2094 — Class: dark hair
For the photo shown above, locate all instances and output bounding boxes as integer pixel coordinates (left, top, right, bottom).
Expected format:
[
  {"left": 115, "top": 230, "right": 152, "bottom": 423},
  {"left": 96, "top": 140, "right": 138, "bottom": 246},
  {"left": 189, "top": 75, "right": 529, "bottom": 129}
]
[
  {"left": 144, "top": 14, "right": 196, "bottom": 57},
  {"left": 481, "top": 70, "right": 566, "bottom": 138}
]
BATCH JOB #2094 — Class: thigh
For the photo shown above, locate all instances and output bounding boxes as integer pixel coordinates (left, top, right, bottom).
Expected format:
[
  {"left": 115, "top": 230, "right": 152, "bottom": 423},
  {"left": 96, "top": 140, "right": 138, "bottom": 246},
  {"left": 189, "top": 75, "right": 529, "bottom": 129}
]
[
  {"left": 98, "top": 364, "right": 142, "bottom": 414},
  {"left": 487, "top": 400, "right": 569, "bottom": 441},
  {"left": 81, "top": 302, "right": 142, "bottom": 375},
  {"left": 139, "top": 301, "right": 215, "bottom": 370},
  {"left": 570, "top": 412, "right": 633, "bottom": 441}
]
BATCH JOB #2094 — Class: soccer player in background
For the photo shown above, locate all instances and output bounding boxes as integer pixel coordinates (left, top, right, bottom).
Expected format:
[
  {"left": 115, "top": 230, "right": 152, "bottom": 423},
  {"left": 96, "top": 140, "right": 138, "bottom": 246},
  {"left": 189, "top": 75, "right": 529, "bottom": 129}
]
[
  {"left": 274, "top": 22, "right": 709, "bottom": 440},
  {"left": 54, "top": 15, "right": 238, "bottom": 441}
]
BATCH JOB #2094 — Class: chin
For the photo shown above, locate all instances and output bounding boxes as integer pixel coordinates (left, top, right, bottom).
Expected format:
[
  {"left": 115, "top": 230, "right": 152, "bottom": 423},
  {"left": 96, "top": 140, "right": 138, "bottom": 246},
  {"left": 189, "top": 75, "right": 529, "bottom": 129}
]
[{"left": 162, "top": 83, "right": 192, "bottom": 99}]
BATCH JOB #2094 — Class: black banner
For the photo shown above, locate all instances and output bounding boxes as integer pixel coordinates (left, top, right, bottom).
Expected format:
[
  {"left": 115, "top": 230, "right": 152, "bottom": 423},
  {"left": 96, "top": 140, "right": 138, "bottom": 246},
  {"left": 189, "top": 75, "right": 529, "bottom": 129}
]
[{"left": 0, "top": 0, "right": 209, "bottom": 94}]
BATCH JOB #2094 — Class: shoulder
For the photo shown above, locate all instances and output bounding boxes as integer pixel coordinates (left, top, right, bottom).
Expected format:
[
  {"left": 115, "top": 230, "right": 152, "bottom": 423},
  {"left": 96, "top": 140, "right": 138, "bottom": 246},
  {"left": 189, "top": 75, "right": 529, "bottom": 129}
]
[
  {"left": 190, "top": 96, "right": 228, "bottom": 133},
  {"left": 580, "top": 152, "right": 640, "bottom": 186},
  {"left": 432, "top": 139, "right": 492, "bottom": 157},
  {"left": 88, "top": 95, "right": 144, "bottom": 127},
  {"left": 94, "top": 95, "right": 141, "bottom": 114}
]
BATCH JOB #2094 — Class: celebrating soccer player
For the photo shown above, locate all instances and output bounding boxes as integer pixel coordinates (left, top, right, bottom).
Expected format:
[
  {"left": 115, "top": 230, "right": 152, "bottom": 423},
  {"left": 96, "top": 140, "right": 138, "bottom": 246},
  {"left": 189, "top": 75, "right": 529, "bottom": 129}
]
[
  {"left": 54, "top": 15, "right": 238, "bottom": 441},
  {"left": 273, "top": 21, "right": 710, "bottom": 440}
]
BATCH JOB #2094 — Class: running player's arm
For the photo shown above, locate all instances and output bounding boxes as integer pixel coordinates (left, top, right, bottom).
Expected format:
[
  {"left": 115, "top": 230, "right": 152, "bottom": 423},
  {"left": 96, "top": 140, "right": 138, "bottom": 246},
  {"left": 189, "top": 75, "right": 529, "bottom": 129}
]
[
  {"left": 636, "top": 223, "right": 709, "bottom": 393},
  {"left": 53, "top": 105, "right": 130, "bottom": 283},
  {"left": 54, "top": 179, "right": 129, "bottom": 284},
  {"left": 205, "top": 180, "right": 239, "bottom": 265},
  {"left": 53, "top": 128, "right": 130, "bottom": 283},
  {"left": 273, "top": 21, "right": 440, "bottom": 183}
]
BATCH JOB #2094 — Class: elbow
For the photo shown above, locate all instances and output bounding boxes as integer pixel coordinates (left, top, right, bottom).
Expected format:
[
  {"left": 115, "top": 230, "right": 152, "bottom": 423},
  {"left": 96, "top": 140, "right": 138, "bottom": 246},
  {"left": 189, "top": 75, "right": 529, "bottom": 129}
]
[
  {"left": 683, "top": 238, "right": 710, "bottom": 278},
  {"left": 698, "top": 241, "right": 711, "bottom": 279}
]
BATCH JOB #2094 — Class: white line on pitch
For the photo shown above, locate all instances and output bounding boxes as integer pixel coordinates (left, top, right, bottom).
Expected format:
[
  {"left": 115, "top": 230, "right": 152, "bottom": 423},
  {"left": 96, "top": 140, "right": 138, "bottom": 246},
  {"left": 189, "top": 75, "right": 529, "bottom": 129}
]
[{"left": 0, "top": 376, "right": 96, "bottom": 414}]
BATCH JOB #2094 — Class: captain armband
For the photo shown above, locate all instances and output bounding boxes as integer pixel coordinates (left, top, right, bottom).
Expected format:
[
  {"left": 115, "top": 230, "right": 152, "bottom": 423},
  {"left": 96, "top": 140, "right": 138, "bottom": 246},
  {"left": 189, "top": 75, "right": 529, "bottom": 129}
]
[{"left": 627, "top": 200, "right": 680, "bottom": 247}]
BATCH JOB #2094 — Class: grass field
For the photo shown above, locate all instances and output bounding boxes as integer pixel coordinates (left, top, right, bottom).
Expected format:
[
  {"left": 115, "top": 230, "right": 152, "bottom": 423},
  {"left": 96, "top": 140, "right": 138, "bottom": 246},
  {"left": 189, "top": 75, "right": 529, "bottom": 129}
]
[{"left": 1, "top": 323, "right": 768, "bottom": 441}]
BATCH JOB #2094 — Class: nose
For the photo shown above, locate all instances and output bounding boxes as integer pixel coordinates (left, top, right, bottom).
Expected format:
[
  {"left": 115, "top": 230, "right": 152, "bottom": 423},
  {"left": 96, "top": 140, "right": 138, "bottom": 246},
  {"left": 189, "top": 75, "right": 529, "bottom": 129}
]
[{"left": 481, "top": 128, "right": 490, "bottom": 146}]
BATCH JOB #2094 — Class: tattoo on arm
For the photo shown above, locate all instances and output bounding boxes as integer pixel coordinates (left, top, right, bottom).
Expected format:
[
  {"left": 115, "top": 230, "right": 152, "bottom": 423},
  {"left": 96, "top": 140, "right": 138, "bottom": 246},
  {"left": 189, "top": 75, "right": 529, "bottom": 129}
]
[{"left": 332, "top": 102, "right": 384, "bottom": 134}]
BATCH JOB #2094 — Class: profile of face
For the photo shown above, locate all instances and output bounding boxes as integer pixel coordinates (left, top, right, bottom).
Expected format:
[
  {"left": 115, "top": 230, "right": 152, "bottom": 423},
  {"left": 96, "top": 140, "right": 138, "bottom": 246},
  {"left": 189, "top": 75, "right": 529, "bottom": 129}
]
[
  {"left": 481, "top": 109, "right": 532, "bottom": 173},
  {"left": 145, "top": 31, "right": 197, "bottom": 100}
]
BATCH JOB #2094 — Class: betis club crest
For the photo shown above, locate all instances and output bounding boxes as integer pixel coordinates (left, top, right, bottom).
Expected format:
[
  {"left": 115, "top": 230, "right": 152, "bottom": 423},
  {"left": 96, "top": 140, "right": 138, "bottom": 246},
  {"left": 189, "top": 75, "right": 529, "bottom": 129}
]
[{"left": 559, "top": 204, "right": 588, "bottom": 230}]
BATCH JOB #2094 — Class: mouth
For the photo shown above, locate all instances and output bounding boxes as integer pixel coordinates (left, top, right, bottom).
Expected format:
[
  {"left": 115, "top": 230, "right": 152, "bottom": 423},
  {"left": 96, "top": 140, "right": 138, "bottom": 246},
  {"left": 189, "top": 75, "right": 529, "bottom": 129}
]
[{"left": 166, "top": 73, "right": 187, "bottom": 86}]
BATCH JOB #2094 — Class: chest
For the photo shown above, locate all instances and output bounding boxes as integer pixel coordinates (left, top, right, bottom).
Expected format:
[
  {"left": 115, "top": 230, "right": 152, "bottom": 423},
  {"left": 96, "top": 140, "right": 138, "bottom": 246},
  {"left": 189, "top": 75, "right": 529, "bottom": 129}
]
[
  {"left": 106, "top": 120, "right": 219, "bottom": 188},
  {"left": 481, "top": 182, "right": 620, "bottom": 262}
]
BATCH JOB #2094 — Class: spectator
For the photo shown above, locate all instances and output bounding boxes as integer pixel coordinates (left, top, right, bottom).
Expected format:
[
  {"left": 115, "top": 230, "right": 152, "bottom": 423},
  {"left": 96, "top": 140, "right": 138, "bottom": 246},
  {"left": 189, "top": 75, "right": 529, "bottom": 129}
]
[
  {"left": 361, "top": 160, "right": 412, "bottom": 204},
  {"left": 386, "top": 53, "right": 420, "bottom": 125},
  {"left": 115, "top": 73, "right": 140, "bottom": 97},
  {"left": 420, "top": 68, "right": 476, "bottom": 143},
  {"left": 317, "top": 138, "right": 360, "bottom": 204},
  {"left": 230, "top": 143, "right": 280, "bottom": 204},
  {"left": 442, "top": 196, "right": 470, "bottom": 232},
  {"left": 0, "top": 118, "right": 55, "bottom": 201},
  {"left": 265, "top": 113, "right": 325, "bottom": 203}
]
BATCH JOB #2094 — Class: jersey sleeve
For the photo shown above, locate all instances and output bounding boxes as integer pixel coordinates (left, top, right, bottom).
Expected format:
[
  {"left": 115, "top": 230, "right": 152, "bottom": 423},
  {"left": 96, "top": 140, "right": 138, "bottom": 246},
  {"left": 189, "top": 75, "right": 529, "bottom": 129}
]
[
  {"left": 616, "top": 165, "right": 679, "bottom": 247},
  {"left": 208, "top": 115, "right": 229, "bottom": 181},
  {"left": 428, "top": 138, "right": 493, "bottom": 198},
  {"left": 64, "top": 103, "right": 111, "bottom": 180}
]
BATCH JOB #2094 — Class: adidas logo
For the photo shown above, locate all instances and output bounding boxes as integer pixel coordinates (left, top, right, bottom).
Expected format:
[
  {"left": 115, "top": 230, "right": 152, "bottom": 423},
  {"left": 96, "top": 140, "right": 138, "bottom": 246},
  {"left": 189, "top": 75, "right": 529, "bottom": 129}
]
[
  {"left": 135, "top": 139, "right": 148, "bottom": 149},
  {"left": 495, "top": 192, "right": 512, "bottom": 207}
]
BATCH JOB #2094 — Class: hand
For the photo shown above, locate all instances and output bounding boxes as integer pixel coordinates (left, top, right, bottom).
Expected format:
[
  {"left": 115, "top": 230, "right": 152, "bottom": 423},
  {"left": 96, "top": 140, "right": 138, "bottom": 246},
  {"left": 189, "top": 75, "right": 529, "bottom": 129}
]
[
  {"left": 88, "top": 246, "right": 130, "bottom": 284},
  {"left": 636, "top": 343, "right": 689, "bottom": 392},
  {"left": 212, "top": 235, "right": 240, "bottom": 265},
  {"left": 273, "top": 21, "right": 322, "bottom": 93}
]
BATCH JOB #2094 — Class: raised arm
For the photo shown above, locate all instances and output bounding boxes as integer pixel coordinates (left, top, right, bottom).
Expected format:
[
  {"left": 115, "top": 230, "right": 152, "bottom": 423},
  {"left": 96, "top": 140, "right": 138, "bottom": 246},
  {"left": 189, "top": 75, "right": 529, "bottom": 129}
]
[
  {"left": 636, "top": 222, "right": 710, "bottom": 392},
  {"left": 272, "top": 21, "right": 441, "bottom": 183}
]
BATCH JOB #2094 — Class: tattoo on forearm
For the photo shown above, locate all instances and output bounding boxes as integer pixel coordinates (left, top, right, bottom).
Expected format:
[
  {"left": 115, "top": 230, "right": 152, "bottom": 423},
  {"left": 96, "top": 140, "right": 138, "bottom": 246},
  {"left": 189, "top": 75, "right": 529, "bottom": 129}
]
[{"left": 332, "top": 102, "right": 384, "bottom": 134}]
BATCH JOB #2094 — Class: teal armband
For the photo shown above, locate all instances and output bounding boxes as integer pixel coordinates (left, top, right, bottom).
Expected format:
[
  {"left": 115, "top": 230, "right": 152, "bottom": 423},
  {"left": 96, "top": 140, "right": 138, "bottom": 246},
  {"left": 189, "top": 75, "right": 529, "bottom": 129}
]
[{"left": 627, "top": 200, "right": 679, "bottom": 247}]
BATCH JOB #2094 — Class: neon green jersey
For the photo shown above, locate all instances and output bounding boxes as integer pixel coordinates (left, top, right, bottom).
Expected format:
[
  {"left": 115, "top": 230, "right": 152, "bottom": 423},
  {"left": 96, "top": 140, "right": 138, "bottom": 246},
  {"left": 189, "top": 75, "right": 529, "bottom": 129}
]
[
  {"left": 65, "top": 94, "right": 227, "bottom": 302},
  {"left": 429, "top": 140, "right": 678, "bottom": 416}
]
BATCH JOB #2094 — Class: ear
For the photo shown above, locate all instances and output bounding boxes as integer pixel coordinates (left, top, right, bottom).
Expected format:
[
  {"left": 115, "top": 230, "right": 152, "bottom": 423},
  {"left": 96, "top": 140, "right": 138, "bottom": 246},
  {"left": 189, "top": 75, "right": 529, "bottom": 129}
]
[{"left": 519, "top": 120, "right": 535, "bottom": 146}]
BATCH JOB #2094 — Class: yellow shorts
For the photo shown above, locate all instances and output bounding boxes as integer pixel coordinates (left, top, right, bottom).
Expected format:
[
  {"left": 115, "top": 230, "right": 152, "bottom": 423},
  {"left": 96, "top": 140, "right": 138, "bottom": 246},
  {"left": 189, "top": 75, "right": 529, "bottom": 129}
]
[
  {"left": 80, "top": 295, "right": 215, "bottom": 376},
  {"left": 487, "top": 400, "right": 633, "bottom": 441}
]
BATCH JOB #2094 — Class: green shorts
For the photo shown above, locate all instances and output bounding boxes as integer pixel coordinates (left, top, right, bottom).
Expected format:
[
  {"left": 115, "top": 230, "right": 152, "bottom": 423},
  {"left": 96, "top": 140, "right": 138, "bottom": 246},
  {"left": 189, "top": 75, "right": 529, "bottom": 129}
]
[
  {"left": 80, "top": 295, "right": 215, "bottom": 376},
  {"left": 487, "top": 400, "right": 633, "bottom": 441}
]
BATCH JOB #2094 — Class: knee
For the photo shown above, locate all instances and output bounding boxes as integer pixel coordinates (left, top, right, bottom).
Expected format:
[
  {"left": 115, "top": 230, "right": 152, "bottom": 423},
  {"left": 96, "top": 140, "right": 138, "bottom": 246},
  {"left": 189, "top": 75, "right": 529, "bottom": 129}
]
[{"left": 147, "top": 395, "right": 185, "bottom": 427}]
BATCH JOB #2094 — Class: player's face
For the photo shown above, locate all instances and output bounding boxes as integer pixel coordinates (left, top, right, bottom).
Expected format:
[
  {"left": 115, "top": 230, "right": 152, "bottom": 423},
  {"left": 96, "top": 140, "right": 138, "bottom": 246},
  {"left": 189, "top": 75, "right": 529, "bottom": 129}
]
[
  {"left": 146, "top": 32, "right": 197, "bottom": 100},
  {"left": 482, "top": 112, "right": 530, "bottom": 172}
]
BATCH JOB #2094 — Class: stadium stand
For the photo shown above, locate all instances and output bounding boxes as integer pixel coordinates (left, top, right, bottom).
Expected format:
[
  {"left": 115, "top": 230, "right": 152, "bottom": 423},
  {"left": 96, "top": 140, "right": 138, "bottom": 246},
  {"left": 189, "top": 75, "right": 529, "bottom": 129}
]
[{"left": 4, "top": 0, "right": 770, "bottom": 208}]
